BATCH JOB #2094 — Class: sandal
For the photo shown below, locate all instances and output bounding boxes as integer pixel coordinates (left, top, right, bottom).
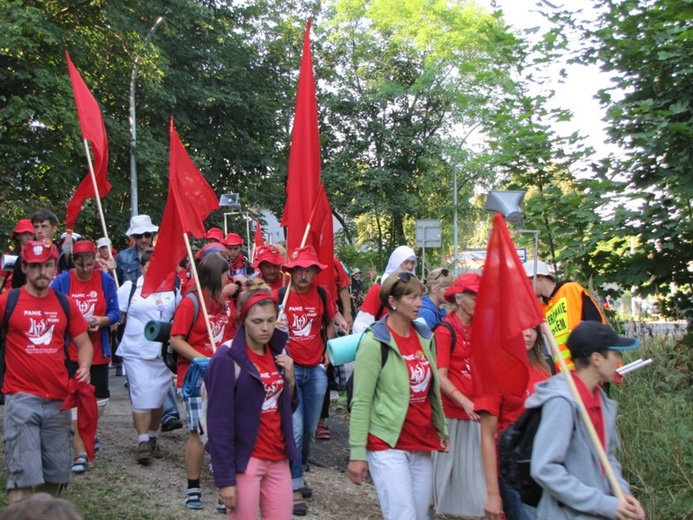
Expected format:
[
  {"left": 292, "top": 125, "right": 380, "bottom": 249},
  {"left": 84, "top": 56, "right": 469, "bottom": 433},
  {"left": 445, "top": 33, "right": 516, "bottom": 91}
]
[
  {"left": 185, "top": 487, "right": 203, "bottom": 510},
  {"left": 293, "top": 494, "right": 308, "bottom": 516},
  {"left": 315, "top": 423, "right": 330, "bottom": 440},
  {"left": 72, "top": 452, "right": 88, "bottom": 474}
]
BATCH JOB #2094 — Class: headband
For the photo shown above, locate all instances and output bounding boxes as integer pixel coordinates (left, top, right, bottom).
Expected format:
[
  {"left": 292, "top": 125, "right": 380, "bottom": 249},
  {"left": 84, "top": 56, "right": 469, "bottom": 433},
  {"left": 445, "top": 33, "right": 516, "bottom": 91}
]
[{"left": 238, "top": 292, "right": 277, "bottom": 322}]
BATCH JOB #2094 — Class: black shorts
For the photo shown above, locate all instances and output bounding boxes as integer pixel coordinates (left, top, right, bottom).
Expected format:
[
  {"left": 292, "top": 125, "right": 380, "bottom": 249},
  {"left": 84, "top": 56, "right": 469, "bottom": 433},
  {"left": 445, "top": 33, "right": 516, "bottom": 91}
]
[{"left": 66, "top": 361, "right": 110, "bottom": 399}]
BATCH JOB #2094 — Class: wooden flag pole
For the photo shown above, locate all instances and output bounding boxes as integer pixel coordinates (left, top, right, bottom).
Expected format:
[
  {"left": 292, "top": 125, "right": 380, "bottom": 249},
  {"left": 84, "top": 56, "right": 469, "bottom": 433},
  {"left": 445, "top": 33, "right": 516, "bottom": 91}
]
[
  {"left": 184, "top": 232, "right": 217, "bottom": 353},
  {"left": 81, "top": 138, "right": 118, "bottom": 289},
  {"left": 541, "top": 322, "right": 625, "bottom": 501}
]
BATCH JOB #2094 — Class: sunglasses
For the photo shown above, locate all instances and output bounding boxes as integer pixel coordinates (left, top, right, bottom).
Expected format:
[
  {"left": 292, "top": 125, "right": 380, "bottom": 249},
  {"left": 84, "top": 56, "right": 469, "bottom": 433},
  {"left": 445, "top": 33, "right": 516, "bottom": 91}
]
[
  {"left": 396, "top": 271, "right": 416, "bottom": 283},
  {"left": 433, "top": 268, "right": 449, "bottom": 281},
  {"left": 132, "top": 232, "right": 153, "bottom": 239}
]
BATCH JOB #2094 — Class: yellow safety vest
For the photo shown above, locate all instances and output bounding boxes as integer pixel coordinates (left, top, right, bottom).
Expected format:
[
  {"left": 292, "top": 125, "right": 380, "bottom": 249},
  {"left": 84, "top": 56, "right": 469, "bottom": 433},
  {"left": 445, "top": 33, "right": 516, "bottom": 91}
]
[{"left": 544, "top": 282, "right": 605, "bottom": 371}]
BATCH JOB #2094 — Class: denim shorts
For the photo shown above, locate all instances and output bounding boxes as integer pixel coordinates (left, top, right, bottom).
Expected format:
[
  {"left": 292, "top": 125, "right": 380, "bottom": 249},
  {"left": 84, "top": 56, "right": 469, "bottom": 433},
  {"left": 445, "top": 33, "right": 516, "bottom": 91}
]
[{"left": 3, "top": 393, "right": 72, "bottom": 489}]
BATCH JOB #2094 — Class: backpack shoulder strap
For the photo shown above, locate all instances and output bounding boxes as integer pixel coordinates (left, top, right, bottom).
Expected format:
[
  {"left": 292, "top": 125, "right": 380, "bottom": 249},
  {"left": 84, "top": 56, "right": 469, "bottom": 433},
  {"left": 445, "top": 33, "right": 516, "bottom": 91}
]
[
  {"left": 52, "top": 289, "right": 71, "bottom": 323},
  {"left": 3, "top": 288, "right": 21, "bottom": 332},
  {"left": 315, "top": 285, "right": 330, "bottom": 330},
  {"left": 435, "top": 321, "right": 456, "bottom": 352},
  {"left": 185, "top": 292, "right": 200, "bottom": 339},
  {"left": 128, "top": 280, "right": 138, "bottom": 308}
]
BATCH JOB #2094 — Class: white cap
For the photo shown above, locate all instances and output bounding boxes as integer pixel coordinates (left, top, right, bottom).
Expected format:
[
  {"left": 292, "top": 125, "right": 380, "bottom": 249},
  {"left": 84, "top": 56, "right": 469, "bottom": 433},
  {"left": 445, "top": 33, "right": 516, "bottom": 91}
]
[
  {"left": 96, "top": 237, "right": 111, "bottom": 249},
  {"left": 522, "top": 259, "right": 556, "bottom": 281}
]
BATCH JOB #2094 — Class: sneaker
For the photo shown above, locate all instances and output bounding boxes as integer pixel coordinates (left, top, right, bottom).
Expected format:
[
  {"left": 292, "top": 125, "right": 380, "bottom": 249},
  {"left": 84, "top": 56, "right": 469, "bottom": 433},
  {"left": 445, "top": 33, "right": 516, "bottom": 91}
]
[
  {"left": 216, "top": 498, "right": 227, "bottom": 514},
  {"left": 94, "top": 437, "right": 101, "bottom": 452},
  {"left": 136, "top": 441, "right": 151, "bottom": 465},
  {"left": 185, "top": 487, "right": 203, "bottom": 510},
  {"left": 148, "top": 437, "right": 163, "bottom": 459},
  {"left": 161, "top": 418, "right": 183, "bottom": 432}
]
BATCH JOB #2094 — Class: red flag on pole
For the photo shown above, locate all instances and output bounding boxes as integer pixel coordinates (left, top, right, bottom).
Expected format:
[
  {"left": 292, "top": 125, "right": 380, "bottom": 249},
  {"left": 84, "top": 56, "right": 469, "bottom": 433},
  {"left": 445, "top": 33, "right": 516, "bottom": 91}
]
[
  {"left": 254, "top": 221, "right": 265, "bottom": 249},
  {"left": 471, "top": 213, "right": 546, "bottom": 398},
  {"left": 65, "top": 52, "right": 111, "bottom": 229},
  {"left": 281, "top": 19, "right": 322, "bottom": 254},
  {"left": 142, "top": 118, "right": 220, "bottom": 297},
  {"left": 280, "top": 20, "right": 336, "bottom": 296}
]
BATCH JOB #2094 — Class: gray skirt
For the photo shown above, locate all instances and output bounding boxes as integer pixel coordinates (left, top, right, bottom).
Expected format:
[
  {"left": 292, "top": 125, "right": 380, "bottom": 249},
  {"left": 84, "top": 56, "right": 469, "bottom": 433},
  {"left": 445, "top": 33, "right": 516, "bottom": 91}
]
[{"left": 432, "top": 418, "right": 487, "bottom": 517}]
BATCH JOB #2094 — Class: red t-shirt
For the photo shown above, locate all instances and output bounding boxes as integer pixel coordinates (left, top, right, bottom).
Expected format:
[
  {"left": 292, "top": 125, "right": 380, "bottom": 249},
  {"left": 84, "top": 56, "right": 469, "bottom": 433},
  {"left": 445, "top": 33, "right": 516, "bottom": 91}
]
[
  {"left": 572, "top": 373, "right": 605, "bottom": 449},
  {"left": 171, "top": 294, "right": 236, "bottom": 387},
  {"left": 435, "top": 313, "right": 474, "bottom": 420},
  {"left": 65, "top": 271, "right": 108, "bottom": 365},
  {"left": 279, "top": 285, "right": 335, "bottom": 366},
  {"left": 475, "top": 365, "right": 550, "bottom": 434},
  {"left": 0, "top": 287, "right": 89, "bottom": 400},
  {"left": 368, "top": 325, "right": 441, "bottom": 452},
  {"left": 248, "top": 346, "right": 286, "bottom": 461},
  {"left": 359, "top": 283, "right": 388, "bottom": 319}
]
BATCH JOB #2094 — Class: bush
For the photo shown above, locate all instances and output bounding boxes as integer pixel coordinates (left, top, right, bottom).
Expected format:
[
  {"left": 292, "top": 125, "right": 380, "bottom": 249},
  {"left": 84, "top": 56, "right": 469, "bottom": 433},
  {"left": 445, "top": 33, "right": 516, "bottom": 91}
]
[{"left": 613, "top": 333, "right": 693, "bottom": 519}]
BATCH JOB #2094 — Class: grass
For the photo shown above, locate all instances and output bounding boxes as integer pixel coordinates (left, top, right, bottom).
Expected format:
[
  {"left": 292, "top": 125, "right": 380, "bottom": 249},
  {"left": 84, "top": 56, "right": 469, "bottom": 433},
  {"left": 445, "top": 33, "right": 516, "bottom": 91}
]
[{"left": 614, "top": 333, "right": 693, "bottom": 520}]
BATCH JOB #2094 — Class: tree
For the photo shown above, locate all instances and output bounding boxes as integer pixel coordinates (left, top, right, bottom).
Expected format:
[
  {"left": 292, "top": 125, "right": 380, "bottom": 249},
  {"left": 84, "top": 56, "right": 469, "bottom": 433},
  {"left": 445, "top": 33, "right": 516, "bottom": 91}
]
[
  {"left": 0, "top": 0, "right": 296, "bottom": 248},
  {"left": 551, "top": 0, "right": 693, "bottom": 322},
  {"left": 318, "top": 0, "right": 524, "bottom": 260}
]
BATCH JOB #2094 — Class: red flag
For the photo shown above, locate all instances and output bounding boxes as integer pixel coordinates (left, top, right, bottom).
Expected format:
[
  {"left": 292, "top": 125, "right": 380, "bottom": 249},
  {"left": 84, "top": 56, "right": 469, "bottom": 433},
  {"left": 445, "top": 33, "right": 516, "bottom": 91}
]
[
  {"left": 142, "top": 118, "right": 220, "bottom": 297},
  {"left": 281, "top": 20, "right": 322, "bottom": 254},
  {"left": 471, "top": 213, "right": 546, "bottom": 398},
  {"left": 65, "top": 52, "right": 111, "bottom": 229},
  {"left": 313, "top": 186, "right": 336, "bottom": 300},
  {"left": 254, "top": 221, "right": 265, "bottom": 249}
]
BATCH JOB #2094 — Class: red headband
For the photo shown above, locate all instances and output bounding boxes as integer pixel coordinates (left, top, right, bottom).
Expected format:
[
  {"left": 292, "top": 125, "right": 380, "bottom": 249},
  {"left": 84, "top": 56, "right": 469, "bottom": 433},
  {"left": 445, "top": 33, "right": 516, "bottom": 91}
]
[{"left": 238, "top": 292, "right": 277, "bottom": 322}]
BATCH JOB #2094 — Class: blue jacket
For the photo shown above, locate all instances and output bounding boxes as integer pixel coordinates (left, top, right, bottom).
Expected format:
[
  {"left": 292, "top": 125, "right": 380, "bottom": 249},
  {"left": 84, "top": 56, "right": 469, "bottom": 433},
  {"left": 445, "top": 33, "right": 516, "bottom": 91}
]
[
  {"left": 205, "top": 325, "right": 299, "bottom": 488},
  {"left": 115, "top": 246, "right": 141, "bottom": 284},
  {"left": 418, "top": 295, "right": 445, "bottom": 329},
  {"left": 51, "top": 269, "right": 120, "bottom": 357}
]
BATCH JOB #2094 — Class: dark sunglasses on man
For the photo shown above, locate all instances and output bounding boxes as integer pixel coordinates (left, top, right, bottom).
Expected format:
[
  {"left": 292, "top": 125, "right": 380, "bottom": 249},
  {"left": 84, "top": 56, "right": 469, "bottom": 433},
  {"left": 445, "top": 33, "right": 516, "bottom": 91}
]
[{"left": 132, "top": 232, "right": 153, "bottom": 239}]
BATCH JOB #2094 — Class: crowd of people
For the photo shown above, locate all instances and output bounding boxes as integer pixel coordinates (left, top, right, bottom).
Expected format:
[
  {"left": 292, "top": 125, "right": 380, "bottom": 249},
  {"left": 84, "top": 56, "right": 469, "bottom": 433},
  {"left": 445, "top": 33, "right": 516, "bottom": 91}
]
[{"left": 0, "top": 209, "right": 646, "bottom": 520}]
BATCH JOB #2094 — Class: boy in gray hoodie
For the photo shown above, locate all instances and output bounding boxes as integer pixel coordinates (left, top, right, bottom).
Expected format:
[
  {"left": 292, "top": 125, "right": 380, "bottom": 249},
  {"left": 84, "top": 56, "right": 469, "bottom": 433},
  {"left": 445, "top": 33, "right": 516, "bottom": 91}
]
[{"left": 526, "top": 322, "right": 646, "bottom": 520}]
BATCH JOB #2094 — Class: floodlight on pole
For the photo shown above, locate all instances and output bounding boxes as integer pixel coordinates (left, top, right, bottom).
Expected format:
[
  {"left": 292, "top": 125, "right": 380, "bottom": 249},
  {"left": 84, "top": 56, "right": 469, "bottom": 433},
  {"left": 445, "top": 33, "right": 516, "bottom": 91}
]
[
  {"left": 484, "top": 190, "right": 540, "bottom": 290},
  {"left": 484, "top": 190, "right": 526, "bottom": 224}
]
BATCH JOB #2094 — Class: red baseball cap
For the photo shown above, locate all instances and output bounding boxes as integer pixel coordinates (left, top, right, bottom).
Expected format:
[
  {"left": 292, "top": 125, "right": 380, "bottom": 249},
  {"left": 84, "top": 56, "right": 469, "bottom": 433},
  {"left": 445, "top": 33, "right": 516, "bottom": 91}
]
[
  {"left": 22, "top": 241, "right": 59, "bottom": 264},
  {"left": 223, "top": 233, "right": 244, "bottom": 246},
  {"left": 444, "top": 273, "right": 481, "bottom": 303},
  {"left": 251, "top": 245, "right": 285, "bottom": 268}
]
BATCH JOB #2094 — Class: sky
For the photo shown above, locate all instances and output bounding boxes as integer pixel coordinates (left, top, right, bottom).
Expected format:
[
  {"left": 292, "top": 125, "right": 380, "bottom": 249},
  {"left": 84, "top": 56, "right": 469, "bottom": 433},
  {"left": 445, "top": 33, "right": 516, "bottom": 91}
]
[{"left": 484, "top": 0, "right": 619, "bottom": 166}]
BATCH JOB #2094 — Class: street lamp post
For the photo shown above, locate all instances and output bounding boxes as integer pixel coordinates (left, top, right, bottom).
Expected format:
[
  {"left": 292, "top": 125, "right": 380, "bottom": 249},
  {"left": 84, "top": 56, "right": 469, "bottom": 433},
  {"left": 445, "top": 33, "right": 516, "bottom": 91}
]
[{"left": 129, "top": 16, "right": 164, "bottom": 218}]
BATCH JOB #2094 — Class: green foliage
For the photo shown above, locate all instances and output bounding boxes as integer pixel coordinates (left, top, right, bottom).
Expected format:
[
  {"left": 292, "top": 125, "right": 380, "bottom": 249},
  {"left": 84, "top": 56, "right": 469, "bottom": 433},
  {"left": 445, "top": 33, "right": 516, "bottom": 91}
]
[
  {"left": 614, "top": 335, "right": 693, "bottom": 518},
  {"left": 0, "top": 0, "right": 297, "bottom": 250},
  {"left": 548, "top": 0, "right": 693, "bottom": 322}
]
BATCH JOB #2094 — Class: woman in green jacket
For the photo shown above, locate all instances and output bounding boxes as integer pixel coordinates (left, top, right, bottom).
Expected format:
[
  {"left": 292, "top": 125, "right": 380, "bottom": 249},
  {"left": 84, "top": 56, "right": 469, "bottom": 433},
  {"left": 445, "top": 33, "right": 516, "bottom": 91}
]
[{"left": 348, "top": 270, "right": 449, "bottom": 520}]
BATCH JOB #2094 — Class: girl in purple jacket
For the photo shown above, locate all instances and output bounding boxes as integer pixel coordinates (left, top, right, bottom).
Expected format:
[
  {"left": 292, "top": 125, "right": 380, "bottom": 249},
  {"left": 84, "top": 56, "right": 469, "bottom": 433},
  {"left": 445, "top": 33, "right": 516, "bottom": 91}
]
[{"left": 206, "top": 279, "right": 298, "bottom": 519}]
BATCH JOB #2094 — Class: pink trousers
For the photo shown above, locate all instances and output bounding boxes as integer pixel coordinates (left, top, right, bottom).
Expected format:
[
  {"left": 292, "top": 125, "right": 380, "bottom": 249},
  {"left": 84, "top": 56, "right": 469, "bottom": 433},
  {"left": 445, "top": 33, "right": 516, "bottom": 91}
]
[{"left": 229, "top": 457, "right": 292, "bottom": 520}]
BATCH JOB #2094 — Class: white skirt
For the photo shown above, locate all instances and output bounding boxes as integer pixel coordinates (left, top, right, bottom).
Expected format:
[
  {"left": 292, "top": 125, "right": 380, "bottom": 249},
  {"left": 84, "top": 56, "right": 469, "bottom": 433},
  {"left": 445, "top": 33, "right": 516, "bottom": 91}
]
[
  {"left": 123, "top": 357, "right": 171, "bottom": 410},
  {"left": 432, "top": 418, "right": 487, "bottom": 517}
]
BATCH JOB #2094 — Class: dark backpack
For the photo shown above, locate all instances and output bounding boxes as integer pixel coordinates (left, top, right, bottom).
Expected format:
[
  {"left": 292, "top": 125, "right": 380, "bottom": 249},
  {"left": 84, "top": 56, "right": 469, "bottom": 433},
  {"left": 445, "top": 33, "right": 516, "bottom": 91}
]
[
  {"left": 346, "top": 340, "right": 389, "bottom": 412},
  {"left": 498, "top": 406, "right": 544, "bottom": 507},
  {"left": 0, "top": 288, "right": 71, "bottom": 398}
]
